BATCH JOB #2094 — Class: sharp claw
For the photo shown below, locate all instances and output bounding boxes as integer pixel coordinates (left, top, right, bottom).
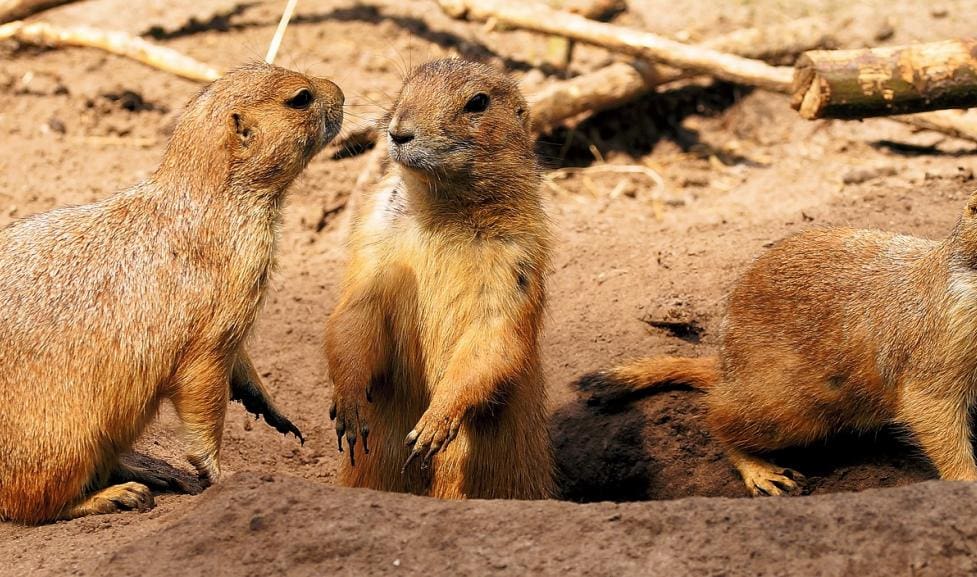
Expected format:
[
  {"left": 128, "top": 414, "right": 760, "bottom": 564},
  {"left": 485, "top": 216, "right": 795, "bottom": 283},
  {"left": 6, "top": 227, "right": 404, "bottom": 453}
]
[
  {"left": 361, "top": 425, "right": 370, "bottom": 454},
  {"left": 329, "top": 403, "right": 337, "bottom": 421},
  {"left": 404, "top": 430, "right": 418, "bottom": 447},
  {"left": 336, "top": 420, "right": 345, "bottom": 453},
  {"left": 402, "top": 446, "right": 423, "bottom": 473},
  {"left": 347, "top": 431, "right": 357, "bottom": 467},
  {"left": 447, "top": 422, "right": 460, "bottom": 444}
]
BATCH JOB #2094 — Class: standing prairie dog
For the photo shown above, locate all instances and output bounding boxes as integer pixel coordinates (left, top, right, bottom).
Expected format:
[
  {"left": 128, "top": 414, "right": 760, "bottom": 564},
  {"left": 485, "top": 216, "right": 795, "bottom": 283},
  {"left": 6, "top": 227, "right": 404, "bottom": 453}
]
[
  {"left": 0, "top": 63, "right": 343, "bottom": 524},
  {"left": 325, "top": 59, "right": 554, "bottom": 499},
  {"left": 585, "top": 193, "right": 977, "bottom": 496}
]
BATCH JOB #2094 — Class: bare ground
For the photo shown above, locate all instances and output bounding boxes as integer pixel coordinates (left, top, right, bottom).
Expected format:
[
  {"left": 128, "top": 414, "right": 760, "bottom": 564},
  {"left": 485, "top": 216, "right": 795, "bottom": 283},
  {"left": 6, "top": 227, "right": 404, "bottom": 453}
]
[{"left": 2, "top": 0, "right": 977, "bottom": 575}]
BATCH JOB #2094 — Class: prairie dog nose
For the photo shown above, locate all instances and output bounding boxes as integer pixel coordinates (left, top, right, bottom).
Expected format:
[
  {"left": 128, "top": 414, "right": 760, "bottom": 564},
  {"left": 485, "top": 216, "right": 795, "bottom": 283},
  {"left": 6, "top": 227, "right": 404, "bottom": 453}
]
[{"left": 388, "top": 114, "right": 416, "bottom": 145}]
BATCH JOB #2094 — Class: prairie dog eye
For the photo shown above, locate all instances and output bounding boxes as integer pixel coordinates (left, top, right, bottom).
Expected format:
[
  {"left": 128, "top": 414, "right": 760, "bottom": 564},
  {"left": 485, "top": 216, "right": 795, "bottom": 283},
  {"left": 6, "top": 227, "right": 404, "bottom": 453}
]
[
  {"left": 464, "top": 93, "right": 490, "bottom": 113},
  {"left": 286, "top": 88, "right": 313, "bottom": 110}
]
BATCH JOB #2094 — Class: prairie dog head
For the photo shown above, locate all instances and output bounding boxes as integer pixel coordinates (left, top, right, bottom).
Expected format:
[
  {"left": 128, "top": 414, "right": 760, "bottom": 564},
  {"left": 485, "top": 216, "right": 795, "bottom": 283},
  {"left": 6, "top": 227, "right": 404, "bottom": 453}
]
[
  {"left": 161, "top": 62, "right": 344, "bottom": 193},
  {"left": 385, "top": 59, "right": 533, "bottom": 186}
]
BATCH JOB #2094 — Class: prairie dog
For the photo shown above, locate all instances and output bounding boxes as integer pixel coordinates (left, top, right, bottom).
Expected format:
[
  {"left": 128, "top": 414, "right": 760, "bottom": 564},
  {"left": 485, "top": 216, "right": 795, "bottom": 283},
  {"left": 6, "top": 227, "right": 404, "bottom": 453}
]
[
  {"left": 584, "top": 193, "right": 977, "bottom": 496},
  {"left": 0, "top": 63, "right": 343, "bottom": 523},
  {"left": 325, "top": 59, "right": 554, "bottom": 499}
]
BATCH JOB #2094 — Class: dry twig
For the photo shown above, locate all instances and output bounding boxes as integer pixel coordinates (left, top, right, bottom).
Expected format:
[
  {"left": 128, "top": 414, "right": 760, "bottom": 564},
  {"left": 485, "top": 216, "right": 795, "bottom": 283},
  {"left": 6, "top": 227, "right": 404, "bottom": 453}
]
[{"left": 0, "top": 21, "right": 222, "bottom": 82}]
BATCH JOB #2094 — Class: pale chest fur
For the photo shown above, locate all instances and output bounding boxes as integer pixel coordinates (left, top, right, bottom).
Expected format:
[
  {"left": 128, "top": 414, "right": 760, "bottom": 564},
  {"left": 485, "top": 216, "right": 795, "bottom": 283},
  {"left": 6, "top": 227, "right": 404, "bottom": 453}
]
[
  {"left": 940, "top": 266, "right": 977, "bottom": 388},
  {"left": 358, "top": 181, "right": 535, "bottom": 388}
]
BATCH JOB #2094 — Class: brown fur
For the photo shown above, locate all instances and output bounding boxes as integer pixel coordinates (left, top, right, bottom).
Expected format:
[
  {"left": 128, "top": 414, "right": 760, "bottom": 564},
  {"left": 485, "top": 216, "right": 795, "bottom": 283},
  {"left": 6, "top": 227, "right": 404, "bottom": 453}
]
[
  {"left": 586, "top": 193, "right": 977, "bottom": 496},
  {"left": 325, "top": 59, "right": 553, "bottom": 499},
  {"left": 0, "top": 63, "right": 343, "bottom": 523}
]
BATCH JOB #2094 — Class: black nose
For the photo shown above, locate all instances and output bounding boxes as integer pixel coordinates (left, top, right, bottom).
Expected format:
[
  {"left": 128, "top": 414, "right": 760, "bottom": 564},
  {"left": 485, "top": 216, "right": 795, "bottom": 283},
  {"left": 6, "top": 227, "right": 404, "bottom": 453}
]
[{"left": 389, "top": 130, "right": 415, "bottom": 145}]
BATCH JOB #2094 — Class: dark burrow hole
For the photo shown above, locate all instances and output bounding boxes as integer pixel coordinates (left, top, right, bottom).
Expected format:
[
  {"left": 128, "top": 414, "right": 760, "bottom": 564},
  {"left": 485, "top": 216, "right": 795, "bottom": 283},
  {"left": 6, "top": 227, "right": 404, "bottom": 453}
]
[{"left": 551, "top": 383, "right": 943, "bottom": 503}]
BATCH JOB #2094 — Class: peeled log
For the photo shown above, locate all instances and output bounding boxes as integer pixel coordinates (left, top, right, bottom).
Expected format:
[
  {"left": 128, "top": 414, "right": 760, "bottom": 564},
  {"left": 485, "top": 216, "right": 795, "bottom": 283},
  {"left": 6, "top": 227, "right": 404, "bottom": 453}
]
[{"left": 793, "top": 39, "right": 977, "bottom": 119}]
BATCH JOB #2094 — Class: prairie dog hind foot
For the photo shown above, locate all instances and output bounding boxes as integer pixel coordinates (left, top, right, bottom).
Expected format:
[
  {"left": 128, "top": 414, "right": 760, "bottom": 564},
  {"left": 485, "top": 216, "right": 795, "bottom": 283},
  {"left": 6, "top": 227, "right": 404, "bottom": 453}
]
[
  {"left": 727, "top": 447, "right": 806, "bottom": 497},
  {"left": 59, "top": 482, "right": 155, "bottom": 520}
]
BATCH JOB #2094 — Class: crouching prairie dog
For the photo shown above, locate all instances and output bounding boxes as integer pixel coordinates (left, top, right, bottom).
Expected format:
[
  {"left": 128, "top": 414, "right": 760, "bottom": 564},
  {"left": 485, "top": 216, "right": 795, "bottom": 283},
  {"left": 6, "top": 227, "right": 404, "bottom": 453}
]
[
  {"left": 583, "top": 194, "right": 977, "bottom": 496},
  {"left": 0, "top": 63, "right": 342, "bottom": 524},
  {"left": 325, "top": 59, "right": 554, "bottom": 499}
]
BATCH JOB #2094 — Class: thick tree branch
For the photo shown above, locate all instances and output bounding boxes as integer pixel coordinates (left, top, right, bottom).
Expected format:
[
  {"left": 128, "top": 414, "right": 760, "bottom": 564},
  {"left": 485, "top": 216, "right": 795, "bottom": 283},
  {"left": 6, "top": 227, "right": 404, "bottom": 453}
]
[{"left": 792, "top": 39, "right": 977, "bottom": 119}]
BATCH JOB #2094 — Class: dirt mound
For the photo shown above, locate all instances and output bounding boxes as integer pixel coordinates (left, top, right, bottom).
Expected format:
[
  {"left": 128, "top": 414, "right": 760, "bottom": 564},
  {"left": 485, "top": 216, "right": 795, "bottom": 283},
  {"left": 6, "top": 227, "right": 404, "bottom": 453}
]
[{"left": 99, "top": 472, "right": 977, "bottom": 577}]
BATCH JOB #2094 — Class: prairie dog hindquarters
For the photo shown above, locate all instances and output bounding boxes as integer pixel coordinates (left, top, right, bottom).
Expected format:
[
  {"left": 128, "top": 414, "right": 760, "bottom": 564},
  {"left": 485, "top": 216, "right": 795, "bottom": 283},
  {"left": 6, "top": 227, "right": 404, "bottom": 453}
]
[{"left": 584, "top": 197, "right": 977, "bottom": 496}]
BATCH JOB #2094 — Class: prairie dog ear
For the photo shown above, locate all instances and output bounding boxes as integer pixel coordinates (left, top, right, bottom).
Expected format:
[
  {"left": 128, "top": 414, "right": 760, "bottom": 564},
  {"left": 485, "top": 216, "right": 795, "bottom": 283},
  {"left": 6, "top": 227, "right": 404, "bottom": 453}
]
[
  {"left": 229, "top": 112, "right": 257, "bottom": 149},
  {"left": 966, "top": 191, "right": 977, "bottom": 218}
]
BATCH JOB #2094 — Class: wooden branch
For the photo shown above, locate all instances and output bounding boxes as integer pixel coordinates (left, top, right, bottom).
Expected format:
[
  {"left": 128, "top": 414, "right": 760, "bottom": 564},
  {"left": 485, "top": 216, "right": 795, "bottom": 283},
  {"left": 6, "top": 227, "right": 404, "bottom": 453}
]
[
  {"left": 0, "top": 0, "right": 78, "bottom": 24},
  {"left": 439, "top": 0, "right": 793, "bottom": 92},
  {"left": 793, "top": 39, "right": 977, "bottom": 119},
  {"left": 0, "top": 21, "right": 222, "bottom": 82},
  {"left": 531, "top": 18, "right": 835, "bottom": 133},
  {"left": 531, "top": 61, "right": 654, "bottom": 133}
]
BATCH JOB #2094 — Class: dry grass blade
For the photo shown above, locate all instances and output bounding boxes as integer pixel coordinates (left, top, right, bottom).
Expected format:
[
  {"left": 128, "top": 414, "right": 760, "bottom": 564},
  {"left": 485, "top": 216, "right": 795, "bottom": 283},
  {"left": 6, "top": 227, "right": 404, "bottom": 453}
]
[
  {"left": 547, "top": 164, "right": 666, "bottom": 193},
  {"left": 265, "top": 0, "right": 299, "bottom": 65}
]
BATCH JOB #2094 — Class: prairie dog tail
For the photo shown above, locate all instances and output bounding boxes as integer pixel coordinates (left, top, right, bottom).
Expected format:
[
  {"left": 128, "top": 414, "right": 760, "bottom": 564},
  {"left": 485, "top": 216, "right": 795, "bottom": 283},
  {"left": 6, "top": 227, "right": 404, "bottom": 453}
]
[{"left": 577, "top": 356, "right": 720, "bottom": 400}]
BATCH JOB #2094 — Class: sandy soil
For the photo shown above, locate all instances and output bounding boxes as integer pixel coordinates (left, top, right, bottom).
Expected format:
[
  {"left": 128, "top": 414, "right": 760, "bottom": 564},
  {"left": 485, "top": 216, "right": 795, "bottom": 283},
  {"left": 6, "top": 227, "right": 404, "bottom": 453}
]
[{"left": 1, "top": 0, "right": 977, "bottom": 575}]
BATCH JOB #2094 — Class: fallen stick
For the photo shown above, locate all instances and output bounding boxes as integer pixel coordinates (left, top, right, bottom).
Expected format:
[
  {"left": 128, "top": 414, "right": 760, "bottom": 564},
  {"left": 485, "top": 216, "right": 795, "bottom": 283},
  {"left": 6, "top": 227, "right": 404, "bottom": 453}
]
[
  {"left": 0, "top": 21, "right": 222, "bottom": 82},
  {"left": 530, "top": 61, "right": 655, "bottom": 133},
  {"left": 439, "top": 0, "right": 793, "bottom": 91},
  {"left": 531, "top": 18, "right": 835, "bottom": 133},
  {"left": 0, "top": 0, "right": 78, "bottom": 24},
  {"left": 792, "top": 39, "right": 977, "bottom": 119}
]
